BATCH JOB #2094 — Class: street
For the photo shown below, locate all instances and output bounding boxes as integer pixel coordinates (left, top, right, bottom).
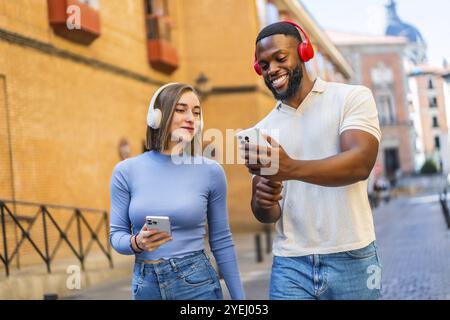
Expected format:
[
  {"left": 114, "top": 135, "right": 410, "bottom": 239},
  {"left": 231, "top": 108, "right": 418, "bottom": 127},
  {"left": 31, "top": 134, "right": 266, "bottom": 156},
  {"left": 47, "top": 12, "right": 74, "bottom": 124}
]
[
  {"left": 375, "top": 195, "right": 450, "bottom": 299},
  {"left": 64, "top": 192, "right": 450, "bottom": 300}
]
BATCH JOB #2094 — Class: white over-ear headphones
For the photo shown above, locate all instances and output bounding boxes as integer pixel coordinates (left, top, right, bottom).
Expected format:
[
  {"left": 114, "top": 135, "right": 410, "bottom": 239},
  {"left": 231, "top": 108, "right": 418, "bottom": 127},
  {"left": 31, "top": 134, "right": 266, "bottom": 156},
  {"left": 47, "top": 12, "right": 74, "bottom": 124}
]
[{"left": 147, "top": 82, "right": 179, "bottom": 129}]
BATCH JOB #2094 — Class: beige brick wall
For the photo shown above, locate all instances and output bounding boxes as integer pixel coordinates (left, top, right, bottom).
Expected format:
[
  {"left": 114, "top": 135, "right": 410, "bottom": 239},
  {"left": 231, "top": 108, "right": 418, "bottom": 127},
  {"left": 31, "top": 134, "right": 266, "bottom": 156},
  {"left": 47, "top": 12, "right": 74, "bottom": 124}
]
[
  {"left": 177, "top": 0, "right": 259, "bottom": 87},
  {"left": 0, "top": 42, "right": 152, "bottom": 209},
  {"left": 0, "top": 76, "right": 13, "bottom": 200}
]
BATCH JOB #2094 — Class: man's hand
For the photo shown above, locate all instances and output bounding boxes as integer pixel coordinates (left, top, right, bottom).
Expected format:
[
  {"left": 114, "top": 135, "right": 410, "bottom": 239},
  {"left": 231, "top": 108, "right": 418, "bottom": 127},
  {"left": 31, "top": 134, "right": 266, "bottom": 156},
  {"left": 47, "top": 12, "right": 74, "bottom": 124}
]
[
  {"left": 254, "top": 177, "right": 283, "bottom": 209},
  {"left": 251, "top": 176, "right": 283, "bottom": 223},
  {"left": 241, "top": 135, "right": 294, "bottom": 181}
]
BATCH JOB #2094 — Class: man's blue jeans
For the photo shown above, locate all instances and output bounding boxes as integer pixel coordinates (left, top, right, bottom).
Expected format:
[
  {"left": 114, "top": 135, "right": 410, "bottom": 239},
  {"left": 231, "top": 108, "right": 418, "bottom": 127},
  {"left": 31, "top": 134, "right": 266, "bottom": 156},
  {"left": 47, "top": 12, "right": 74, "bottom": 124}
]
[{"left": 269, "top": 241, "right": 382, "bottom": 300}]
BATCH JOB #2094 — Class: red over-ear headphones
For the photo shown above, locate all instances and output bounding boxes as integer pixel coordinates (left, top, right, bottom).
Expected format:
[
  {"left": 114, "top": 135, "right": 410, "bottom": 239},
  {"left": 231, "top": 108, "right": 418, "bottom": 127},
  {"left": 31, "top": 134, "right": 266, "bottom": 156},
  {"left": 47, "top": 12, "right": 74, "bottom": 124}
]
[{"left": 254, "top": 20, "right": 314, "bottom": 76}]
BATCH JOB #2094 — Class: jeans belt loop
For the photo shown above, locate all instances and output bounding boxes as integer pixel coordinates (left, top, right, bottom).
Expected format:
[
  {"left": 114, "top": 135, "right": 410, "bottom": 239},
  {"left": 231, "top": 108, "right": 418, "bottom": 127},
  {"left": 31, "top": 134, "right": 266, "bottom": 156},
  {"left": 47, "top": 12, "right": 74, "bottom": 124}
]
[
  {"left": 140, "top": 262, "right": 145, "bottom": 277},
  {"left": 169, "top": 258, "right": 177, "bottom": 272}
]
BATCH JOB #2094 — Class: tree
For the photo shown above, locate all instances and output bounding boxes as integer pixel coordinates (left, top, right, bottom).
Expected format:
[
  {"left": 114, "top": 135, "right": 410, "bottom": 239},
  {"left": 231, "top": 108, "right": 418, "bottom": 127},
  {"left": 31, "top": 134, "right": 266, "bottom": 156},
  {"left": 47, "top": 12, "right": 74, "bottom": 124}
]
[{"left": 420, "top": 158, "right": 438, "bottom": 174}]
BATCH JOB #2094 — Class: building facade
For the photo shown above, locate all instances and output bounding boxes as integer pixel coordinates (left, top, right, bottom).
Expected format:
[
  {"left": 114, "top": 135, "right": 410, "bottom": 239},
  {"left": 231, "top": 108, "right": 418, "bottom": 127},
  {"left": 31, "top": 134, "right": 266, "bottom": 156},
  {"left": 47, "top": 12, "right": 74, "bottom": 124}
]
[
  {"left": 408, "top": 67, "right": 450, "bottom": 172},
  {"left": 443, "top": 72, "right": 450, "bottom": 173},
  {"left": 0, "top": 0, "right": 353, "bottom": 262},
  {"left": 327, "top": 30, "right": 415, "bottom": 182},
  {"left": 383, "top": 0, "right": 450, "bottom": 173}
]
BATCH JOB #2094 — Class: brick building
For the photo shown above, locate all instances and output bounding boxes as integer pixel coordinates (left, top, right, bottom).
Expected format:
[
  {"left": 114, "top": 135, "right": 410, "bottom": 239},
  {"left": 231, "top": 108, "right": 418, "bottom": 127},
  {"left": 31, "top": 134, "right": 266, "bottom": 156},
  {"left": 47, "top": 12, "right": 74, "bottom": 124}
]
[
  {"left": 408, "top": 66, "right": 450, "bottom": 172},
  {"left": 327, "top": 30, "right": 414, "bottom": 182},
  {"left": 0, "top": 0, "right": 353, "bottom": 272},
  {"left": 383, "top": 0, "right": 450, "bottom": 173}
]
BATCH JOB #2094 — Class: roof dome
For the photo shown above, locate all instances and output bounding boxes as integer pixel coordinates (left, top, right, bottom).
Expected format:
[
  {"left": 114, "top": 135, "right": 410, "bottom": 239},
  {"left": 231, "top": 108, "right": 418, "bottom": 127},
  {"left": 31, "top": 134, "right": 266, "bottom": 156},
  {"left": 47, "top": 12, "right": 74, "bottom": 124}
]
[{"left": 385, "top": 0, "right": 425, "bottom": 45}]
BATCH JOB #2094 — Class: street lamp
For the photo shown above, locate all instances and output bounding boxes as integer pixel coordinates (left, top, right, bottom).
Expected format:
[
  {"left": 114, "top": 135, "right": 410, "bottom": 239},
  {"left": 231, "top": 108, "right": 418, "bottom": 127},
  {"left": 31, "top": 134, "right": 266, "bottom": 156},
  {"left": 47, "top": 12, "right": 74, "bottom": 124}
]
[{"left": 195, "top": 72, "right": 212, "bottom": 98}]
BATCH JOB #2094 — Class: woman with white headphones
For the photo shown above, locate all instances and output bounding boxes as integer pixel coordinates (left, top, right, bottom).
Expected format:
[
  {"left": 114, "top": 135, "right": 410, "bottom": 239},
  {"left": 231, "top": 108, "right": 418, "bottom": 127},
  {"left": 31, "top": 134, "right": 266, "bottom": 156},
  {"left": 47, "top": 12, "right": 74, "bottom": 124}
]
[{"left": 109, "top": 83, "right": 245, "bottom": 300}]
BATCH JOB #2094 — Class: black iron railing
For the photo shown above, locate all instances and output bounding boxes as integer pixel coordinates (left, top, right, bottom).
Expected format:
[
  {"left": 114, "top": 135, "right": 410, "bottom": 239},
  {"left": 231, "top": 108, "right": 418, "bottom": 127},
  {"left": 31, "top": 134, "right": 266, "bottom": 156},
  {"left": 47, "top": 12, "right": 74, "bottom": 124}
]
[{"left": 0, "top": 199, "right": 113, "bottom": 277}]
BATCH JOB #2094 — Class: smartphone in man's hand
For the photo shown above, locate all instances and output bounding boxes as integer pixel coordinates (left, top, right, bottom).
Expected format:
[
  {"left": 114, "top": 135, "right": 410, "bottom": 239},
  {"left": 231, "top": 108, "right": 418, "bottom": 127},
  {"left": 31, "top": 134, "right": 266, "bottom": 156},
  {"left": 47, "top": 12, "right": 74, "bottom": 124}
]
[{"left": 236, "top": 127, "right": 269, "bottom": 148}]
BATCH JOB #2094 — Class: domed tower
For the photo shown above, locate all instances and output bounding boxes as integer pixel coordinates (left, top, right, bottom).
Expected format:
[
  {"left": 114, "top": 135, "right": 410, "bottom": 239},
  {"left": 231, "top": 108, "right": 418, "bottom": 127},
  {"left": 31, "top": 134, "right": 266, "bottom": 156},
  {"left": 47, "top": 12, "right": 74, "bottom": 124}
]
[{"left": 385, "top": 0, "right": 427, "bottom": 65}]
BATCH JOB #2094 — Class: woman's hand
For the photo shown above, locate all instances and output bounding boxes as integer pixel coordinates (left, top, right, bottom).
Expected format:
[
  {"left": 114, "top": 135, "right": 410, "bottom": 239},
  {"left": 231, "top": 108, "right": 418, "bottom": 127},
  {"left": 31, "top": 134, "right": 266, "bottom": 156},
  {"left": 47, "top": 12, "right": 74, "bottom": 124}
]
[{"left": 133, "top": 223, "right": 172, "bottom": 252}]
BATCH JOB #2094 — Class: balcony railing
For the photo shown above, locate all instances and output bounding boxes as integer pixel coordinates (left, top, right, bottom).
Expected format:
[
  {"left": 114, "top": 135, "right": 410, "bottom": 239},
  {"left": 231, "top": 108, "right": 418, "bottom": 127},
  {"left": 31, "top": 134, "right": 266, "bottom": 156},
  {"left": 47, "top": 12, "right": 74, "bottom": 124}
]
[{"left": 145, "top": 15, "right": 179, "bottom": 73}]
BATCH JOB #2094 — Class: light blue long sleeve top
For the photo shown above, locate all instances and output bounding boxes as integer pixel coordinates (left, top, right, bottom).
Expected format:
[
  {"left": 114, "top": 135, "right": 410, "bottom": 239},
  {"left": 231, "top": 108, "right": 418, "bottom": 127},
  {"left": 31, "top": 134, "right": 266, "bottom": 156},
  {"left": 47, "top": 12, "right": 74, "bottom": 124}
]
[{"left": 109, "top": 150, "right": 245, "bottom": 299}]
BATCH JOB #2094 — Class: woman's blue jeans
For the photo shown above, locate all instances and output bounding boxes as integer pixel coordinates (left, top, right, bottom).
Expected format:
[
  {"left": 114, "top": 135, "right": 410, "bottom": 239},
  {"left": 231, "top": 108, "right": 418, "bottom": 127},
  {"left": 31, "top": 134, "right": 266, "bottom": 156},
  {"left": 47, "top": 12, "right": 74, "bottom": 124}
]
[{"left": 131, "top": 250, "right": 224, "bottom": 300}]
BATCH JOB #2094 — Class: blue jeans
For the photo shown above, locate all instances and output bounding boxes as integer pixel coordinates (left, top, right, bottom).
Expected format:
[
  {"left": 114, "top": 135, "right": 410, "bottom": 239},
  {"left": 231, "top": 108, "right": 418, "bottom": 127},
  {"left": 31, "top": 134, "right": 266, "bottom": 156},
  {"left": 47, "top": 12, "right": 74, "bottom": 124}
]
[
  {"left": 269, "top": 242, "right": 382, "bottom": 300},
  {"left": 131, "top": 250, "right": 224, "bottom": 300}
]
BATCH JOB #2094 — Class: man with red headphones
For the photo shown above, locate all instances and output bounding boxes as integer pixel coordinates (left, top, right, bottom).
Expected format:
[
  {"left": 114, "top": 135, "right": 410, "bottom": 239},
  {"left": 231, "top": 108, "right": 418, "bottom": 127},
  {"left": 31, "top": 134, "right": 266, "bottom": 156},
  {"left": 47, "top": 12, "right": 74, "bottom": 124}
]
[{"left": 243, "top": 21, "right": 382, "bottom": 300}]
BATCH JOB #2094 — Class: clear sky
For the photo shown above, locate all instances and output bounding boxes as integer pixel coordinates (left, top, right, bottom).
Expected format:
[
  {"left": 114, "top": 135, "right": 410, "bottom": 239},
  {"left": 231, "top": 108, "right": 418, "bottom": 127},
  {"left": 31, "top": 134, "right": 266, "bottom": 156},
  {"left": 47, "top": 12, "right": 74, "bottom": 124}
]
[{"left": 300, "top": 0, "right": 450, "bottom": 67}]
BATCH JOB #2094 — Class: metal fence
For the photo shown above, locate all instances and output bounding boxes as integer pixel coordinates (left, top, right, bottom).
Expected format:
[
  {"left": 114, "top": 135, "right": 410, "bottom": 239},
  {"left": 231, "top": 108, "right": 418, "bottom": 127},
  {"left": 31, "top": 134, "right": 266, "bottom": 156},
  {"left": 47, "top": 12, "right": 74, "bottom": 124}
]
[{"left": 0, "top": 199, "right": 113, "bottom": 277}]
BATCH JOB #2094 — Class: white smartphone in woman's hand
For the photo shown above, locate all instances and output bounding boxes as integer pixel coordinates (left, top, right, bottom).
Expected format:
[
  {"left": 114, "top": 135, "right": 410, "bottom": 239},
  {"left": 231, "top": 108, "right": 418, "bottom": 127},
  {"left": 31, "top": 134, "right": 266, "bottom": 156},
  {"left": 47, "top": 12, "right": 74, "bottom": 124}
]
[{"left": 146, "top": 216, "right": 172, "bottom": 235}]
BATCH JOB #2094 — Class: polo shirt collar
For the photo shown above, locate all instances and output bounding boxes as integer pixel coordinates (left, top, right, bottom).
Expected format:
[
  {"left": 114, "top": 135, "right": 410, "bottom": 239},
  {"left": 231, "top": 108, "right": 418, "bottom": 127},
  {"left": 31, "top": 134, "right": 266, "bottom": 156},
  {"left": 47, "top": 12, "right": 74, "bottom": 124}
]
[
  {"left": 311, "top": 77, "right": 326, "bottom": 93},
  {"left": 276, "top": 77, "right": 327, "bottom": 112}
]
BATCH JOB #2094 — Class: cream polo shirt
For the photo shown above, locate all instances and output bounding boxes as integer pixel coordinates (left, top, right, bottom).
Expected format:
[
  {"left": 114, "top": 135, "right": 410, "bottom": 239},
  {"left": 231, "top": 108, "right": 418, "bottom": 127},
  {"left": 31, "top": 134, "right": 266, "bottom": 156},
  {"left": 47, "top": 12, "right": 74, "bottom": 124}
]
[{"left": 254, "top": 77, "right": 381, "bottom": 256}]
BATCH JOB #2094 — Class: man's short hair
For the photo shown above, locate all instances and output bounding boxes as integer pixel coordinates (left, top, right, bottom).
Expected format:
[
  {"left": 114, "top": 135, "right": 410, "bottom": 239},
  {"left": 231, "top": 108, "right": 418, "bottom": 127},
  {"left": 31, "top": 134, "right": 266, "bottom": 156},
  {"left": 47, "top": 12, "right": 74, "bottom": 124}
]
[{"left": 256, "top": 22, "right": 302, "bottom": 44}]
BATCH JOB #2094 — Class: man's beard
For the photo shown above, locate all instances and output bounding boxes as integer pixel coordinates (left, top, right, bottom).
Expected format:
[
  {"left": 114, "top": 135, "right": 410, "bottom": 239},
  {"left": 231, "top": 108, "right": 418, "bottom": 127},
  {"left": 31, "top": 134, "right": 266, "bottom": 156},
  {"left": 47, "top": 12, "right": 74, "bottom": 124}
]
[{"left": 264, "top": 64, "right": 303, "bottom": 101}]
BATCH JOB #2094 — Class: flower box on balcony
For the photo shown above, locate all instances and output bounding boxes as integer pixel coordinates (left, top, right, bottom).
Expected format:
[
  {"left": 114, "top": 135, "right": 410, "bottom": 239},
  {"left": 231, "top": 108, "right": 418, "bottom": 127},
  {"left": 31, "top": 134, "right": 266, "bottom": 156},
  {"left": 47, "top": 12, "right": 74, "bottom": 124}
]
[
  {"left": 47, "top": 0, "right": 101, "bottom": 45},
  {"left": 147, "top": 39, "right": 179, "bottom": 74}
]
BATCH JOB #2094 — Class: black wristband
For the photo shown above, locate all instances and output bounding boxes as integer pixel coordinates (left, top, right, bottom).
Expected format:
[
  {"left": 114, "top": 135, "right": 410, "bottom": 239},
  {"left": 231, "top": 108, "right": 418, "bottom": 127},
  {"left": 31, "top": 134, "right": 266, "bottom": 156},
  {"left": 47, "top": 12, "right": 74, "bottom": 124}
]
[{"left": 133, "top": 235, "right": 144, "bottom": 252}]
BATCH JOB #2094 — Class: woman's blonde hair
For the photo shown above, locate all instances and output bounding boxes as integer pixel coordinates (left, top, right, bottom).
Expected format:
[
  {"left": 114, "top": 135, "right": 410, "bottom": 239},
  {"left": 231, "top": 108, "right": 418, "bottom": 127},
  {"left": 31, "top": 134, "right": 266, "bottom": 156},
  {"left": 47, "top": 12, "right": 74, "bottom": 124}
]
[{"left": 146, "top": 83, "right": 202, "bottom": 156}]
